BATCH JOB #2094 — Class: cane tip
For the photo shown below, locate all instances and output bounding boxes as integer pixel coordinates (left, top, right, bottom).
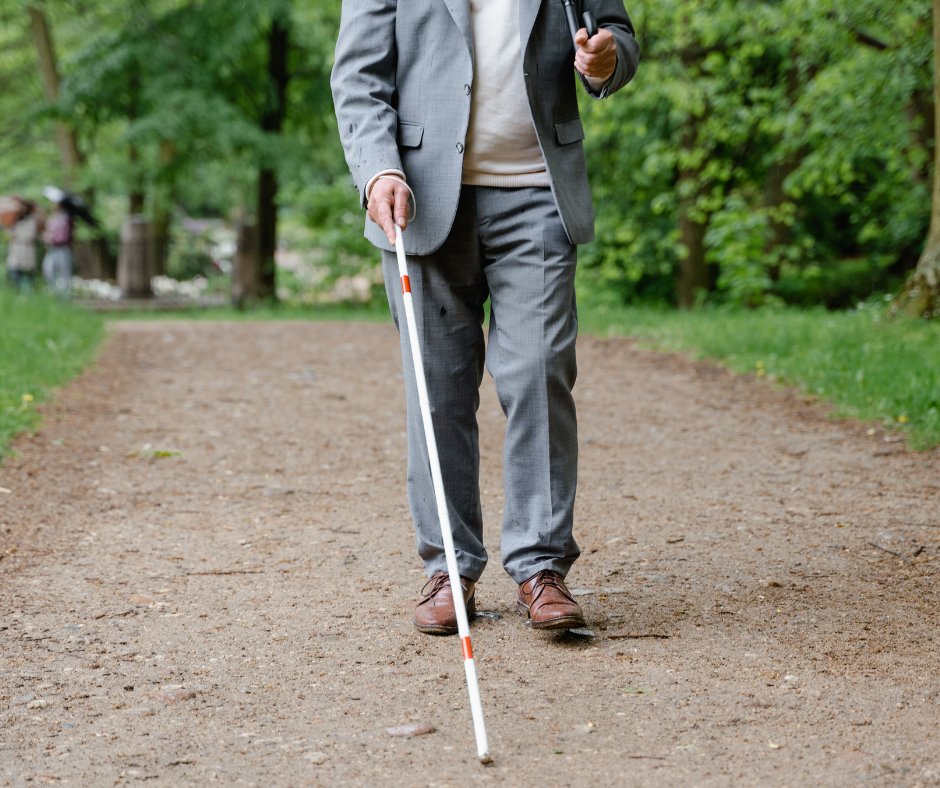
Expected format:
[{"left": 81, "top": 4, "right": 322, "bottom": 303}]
[{"left": 479, "top": 754, "right": 494, "bottom": 766}]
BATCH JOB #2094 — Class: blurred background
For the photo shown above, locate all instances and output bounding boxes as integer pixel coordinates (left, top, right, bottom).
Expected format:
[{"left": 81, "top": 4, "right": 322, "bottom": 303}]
[{"left": 0, "top": 0, "right": 935, "bottom": 311}]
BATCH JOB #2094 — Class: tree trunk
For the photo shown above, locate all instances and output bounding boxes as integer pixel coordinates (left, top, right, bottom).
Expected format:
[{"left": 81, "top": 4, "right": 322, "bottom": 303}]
[
  {"left": 905, "top": 87, "right": 935, "bottom": 185},
  {"left": 257, "top": 12, "right": 290, "bottom": 300},
  {"left": 761, "top": 66, "right": 808, "bottom": 282},
  {"left": 898, "top": 0, "right": 940, "bottom": 318},
  {"left": 676, "top": 125, "right": 711, "bottom": 308},
  {"left": 761, "top": 156, "right": 801, "bottom": 282},
  {"left": 117, "top": 216, "right": 154, "bottom": 298},
  {"left": 27, "top": 3, "right": 82, "bottom": 183},
  {"left": 128, "top": 68, "right": 145, "bottom": 215},
  {"left": 232, "top": 221, "right": 260, "bottom": 307},
  {"left": 152, "top": 140, "right": 176, "bottom": 277}
]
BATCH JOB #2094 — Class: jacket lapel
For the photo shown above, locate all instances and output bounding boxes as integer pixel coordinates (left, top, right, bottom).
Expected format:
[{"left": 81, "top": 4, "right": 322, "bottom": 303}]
[
  {"left": 519, "top": 0, "right": 543, "bottom": 53},
  {"left": 441, "top": 0, "right": 474, "bottom": 61}
]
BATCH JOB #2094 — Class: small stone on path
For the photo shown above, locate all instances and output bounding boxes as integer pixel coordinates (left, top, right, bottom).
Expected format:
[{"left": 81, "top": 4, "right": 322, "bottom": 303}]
[{"left": 149, "top": 688, "right": 195, "bottom": 704}]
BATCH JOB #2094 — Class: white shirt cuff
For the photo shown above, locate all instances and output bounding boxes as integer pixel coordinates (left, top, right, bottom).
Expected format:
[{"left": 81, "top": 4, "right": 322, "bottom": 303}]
[
  {"left": 585, "top": 73, "right": 612, "bottom": 92},
  {"left": 365, "top": 169, "right": 407, "bottom": 201}
]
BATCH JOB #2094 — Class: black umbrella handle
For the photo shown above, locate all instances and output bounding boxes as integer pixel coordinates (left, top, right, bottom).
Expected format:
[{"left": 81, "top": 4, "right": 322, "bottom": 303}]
[
  {"left": 582, "top": 11, "right": 598, "bottom": 39},
  {"left": 563, "top": 2, "right": 598, "bottom": 48}
]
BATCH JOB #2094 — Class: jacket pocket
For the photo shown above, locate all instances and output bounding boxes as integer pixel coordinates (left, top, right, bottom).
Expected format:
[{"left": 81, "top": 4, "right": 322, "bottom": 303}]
[
  {"left": 555, "top": 116, "right": 585, "bottom": 145},
  {"left": 397, "top": 121, "right": 425, "bottom": 148}
]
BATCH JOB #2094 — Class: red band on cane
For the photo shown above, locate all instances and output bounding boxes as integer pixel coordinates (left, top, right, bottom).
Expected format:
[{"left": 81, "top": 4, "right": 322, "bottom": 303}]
[
  {"left": 401, "top": 275, "right": 411, "bottom": 294},
  {"left": 461, "top": 637, "right": 473, "bottom": 660}
]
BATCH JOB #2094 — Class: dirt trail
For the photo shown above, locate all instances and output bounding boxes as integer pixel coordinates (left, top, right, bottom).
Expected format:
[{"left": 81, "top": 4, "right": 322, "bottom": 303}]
[{"left": 1, "top": 321, "right": 938, "bottom": 788}]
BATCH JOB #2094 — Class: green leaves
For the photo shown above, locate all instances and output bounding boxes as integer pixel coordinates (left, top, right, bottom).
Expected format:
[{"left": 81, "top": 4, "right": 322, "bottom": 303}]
[{"left": 580, "top": 0, "right": 933, "bottom": 307}]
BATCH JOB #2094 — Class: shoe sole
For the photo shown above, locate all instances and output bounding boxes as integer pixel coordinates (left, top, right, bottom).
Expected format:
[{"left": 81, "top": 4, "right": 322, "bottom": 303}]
[
  {"left": 413, "top": 594, "right": 476, "bottom": 636},
  {"left": 517, "top": 601, "right": 586, "bottom": 630}
]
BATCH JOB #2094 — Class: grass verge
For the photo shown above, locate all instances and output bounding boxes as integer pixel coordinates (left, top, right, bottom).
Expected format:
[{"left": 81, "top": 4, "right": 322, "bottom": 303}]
[
  {"left": 99, "top": 300, "right": 393, "bottom": 323},
  {"left": 0, "top": 289, "right": 105, "bottom": 457},
  {"left": 578, "top": 300, "right": 940, "bottom": 451}
]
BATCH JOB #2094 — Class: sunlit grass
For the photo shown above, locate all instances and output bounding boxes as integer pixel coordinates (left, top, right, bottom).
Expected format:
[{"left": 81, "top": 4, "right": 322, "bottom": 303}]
[
  {"left": 0, "top": 288, "right": 104, "bottom": 456},
  {"left": 577, "top": 299, "right": 940, "bottom": 450}
]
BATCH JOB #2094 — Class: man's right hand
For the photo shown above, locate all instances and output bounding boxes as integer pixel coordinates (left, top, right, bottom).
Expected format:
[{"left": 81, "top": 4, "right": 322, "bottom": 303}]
[{"left": 367, "top": 178, "right": 411, "bottom": 245}]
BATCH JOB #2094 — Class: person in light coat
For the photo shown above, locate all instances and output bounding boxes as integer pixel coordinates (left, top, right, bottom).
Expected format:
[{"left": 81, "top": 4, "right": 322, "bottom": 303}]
[{"left": 1, "top": 197, "right": 42, "bottom": 290}]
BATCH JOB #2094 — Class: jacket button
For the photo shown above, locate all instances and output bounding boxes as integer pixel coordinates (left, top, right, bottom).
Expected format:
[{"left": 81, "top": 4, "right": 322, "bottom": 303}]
[
  {"left": 464, "top": 84, "right": 471, "bottom": 95},
  {"left": 456, "top": 142, "right": 464, "bottom": 153}
]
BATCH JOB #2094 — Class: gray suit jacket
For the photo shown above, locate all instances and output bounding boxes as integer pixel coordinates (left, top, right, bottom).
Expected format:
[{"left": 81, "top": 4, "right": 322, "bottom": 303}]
[{"left": 331, "top": 0, "right": 639, "bottom": 254}]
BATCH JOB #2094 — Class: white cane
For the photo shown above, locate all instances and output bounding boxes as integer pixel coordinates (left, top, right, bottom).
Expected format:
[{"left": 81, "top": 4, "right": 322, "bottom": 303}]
[{"left": 394, "top": 224, "right": 492, "bottom": 764}]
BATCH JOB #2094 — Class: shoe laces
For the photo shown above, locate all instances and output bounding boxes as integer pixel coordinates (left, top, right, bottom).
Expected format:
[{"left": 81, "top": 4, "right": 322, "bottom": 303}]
[
  {"left": 420, "top": 572, "right": 462, "bottom": 600},
  {"left": 523, "top": 570, "right": 575, "bottom": 605}
]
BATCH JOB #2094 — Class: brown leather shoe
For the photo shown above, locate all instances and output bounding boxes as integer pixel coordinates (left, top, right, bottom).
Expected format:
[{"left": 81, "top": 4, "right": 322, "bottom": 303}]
[
  {"left": 517, "top": 570, "right": 586, "bottom": 630},
  {"left": 414, "top": 572, "right": 476, "bottom": 635}
]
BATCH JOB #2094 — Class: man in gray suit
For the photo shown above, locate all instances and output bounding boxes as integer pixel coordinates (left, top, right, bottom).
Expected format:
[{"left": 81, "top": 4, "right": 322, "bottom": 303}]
[{"left": 332, "top": 0, "right": 639, "bottom": 634}]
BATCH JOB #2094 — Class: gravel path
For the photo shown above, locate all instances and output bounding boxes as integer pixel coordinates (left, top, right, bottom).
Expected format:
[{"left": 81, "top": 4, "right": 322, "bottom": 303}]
[{"left": 1, "top": 321, "right": 938, "bottom": 788}]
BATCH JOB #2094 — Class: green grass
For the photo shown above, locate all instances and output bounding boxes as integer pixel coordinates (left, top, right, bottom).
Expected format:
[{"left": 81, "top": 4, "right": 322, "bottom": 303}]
[
  {"left": 0, "top": 288, "right": 105, "bottom": 456},
  {"left": 6, "top": 284, "right": 936, "bottom": 460},
  {"left": 102, "top": 300, "right": 393, "bottom": 323},
  {"left": 577, "top": 299, "right": 940, "bottom": 450}
]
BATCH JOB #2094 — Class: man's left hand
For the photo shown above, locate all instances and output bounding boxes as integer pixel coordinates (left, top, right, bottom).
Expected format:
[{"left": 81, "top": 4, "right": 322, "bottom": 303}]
[{"left": 574, "top": 27, "right": 617, "bottom": 82}]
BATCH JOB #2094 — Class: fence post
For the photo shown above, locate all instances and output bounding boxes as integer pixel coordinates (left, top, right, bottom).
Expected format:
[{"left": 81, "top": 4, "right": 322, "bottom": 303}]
[
  {"left": 118, "top": 215, "right": 154, "bottom": 298},
  {"left": 231, "top": 220, "right": 259, "bottom": 307}
]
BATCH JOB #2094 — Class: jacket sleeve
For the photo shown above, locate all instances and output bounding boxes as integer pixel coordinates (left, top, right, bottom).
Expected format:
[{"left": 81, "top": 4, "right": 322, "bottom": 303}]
[
  {"left": 330, "top": 0, "right": 401, "bottom": 208},
  {"left": 579, "top": 0, "right": 640, "bottom": 99}
]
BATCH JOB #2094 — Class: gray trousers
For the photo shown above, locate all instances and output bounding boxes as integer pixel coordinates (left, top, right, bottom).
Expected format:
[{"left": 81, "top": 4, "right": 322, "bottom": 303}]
[{"left": 383, "top": 185, "right": 580, "bottom": 585}]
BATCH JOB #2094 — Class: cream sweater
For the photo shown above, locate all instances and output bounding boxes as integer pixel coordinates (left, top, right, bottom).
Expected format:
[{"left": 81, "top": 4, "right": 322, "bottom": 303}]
[{"left": 462, "top": 0, "right": 549, "bottom": 187}]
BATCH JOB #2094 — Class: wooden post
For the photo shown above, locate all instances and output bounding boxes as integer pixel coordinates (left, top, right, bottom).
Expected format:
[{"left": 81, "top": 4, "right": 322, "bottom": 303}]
[
  {"left": 231, "top": 221, "right": 259, "bottom": 307},
  {"left": 118, "top": 215, "right": 154, "bottom": 298}
]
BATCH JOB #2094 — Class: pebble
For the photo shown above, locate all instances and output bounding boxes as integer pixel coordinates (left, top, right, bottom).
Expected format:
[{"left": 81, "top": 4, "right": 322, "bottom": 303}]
[
  {"left": 386, "top": 723, "right": 436, "bottom": 738},
  {"left": 262, "top": 485, "right": 294, "bottom": 496},
  {"left": 125, "top": 707, "right": 154, "bottom": 716},
  {"left": 758, "top": 580, "right": 782, "bottom": 588},
  {"left": 129, "top": 594, "right": 156, "bottom": 604},
  {"left": 876, "top": 531, "right": 904, "bottom": 543},
  {"left": 11, "top": 695, "right": 34, "bottom": 707},
  {"left": 149, "top": 688, "right": 196, "bottom": 704},
  {"left": 305, "top": 751, "right": 327, "bottom": 765},
  {"left": 60, "top": 722, "right": 77, "bottom": 729},
  {"left": 26, "top": 699, "right": 48, "bottom": 710},
  {"left": 574, "top": 723, "right": 596, "bottom": 734},
  {"left": 715, "top": 583, "right": 734, "bottom": 594}
]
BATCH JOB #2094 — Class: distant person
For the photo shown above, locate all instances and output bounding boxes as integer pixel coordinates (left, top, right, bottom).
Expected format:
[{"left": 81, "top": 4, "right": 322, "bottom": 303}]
[
  {"left": 42, "top": 188, "right": 75, "bottom": 297},
  {"left": 0, "top": 196, "right": 42, "bottom": 291}
]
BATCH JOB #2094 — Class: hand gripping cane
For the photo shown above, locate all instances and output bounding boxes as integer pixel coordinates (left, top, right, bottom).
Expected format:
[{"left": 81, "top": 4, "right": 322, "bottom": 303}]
[
  {"left": 561, "top": 0, "right": 598, "bottom": 47},
  {"left": 394, "top": 225, "right": 492, "bottom": 764}
]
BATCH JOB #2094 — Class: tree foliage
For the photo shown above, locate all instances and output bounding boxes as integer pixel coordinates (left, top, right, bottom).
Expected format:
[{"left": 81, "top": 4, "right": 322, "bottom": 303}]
[
  {"left": 0, "top": 0, "right": 936, "bottom": 311},
  {"left": 580, "top": 0, "right": 935, "bottom": 307}
]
